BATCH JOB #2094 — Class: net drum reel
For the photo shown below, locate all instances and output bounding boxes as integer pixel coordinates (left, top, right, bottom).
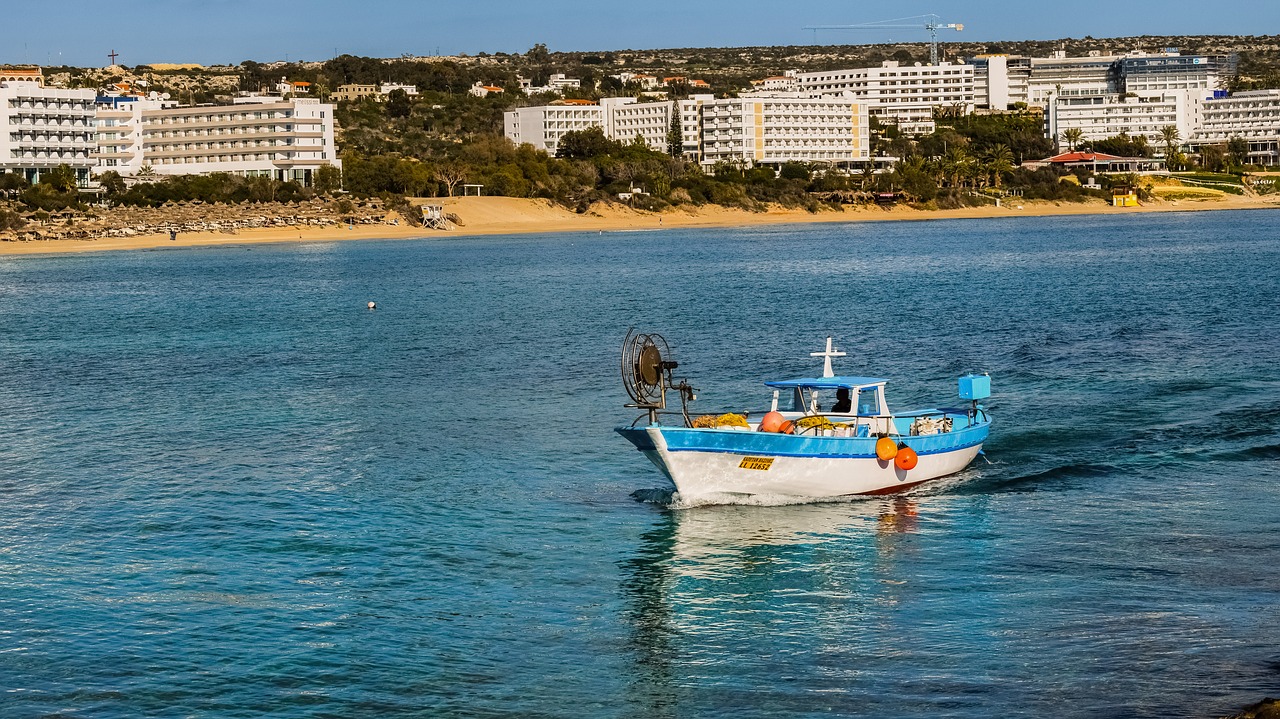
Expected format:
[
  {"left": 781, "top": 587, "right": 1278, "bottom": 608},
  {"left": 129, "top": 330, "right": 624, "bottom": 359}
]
[{"left": 621, "top": 329, "right": 697, "bottom": 425}]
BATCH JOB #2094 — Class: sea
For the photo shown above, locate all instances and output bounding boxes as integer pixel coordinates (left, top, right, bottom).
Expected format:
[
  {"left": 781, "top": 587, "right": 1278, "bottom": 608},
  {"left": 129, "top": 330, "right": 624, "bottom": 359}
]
[{"left": 1, "top": 210, "right": 1278, "bottom": 718}]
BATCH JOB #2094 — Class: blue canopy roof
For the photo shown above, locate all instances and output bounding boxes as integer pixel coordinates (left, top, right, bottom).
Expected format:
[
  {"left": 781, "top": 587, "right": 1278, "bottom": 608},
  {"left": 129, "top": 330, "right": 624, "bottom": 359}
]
[{"left": 765, "top": 376, "right": 888, "bottom": 390}]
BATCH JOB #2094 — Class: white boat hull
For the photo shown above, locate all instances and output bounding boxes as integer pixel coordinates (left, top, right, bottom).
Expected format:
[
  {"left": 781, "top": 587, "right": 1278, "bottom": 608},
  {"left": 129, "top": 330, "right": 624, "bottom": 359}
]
[{"left": 618, "top": 422, "right": 988, "bottom": 500}]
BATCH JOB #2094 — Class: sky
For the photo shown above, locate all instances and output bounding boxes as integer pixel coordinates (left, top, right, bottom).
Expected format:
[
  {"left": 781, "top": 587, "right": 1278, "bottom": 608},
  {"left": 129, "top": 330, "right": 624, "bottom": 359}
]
[{"left": 6, "top": 0, "right": 1280, "bottom": 67}]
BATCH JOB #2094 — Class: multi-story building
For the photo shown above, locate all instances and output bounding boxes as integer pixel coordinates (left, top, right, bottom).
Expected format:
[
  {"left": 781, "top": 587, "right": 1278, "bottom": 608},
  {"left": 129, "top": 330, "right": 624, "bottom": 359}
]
[
  {"left": 468, "top": 82, "right": 505, "bottom": 98},
  {"left": 751, "top": 75, "right": 799, "bottom": 92},
  {"left": 1120, "top": 55, "right": 1235, "bottom": 94},
  {"left": 606, "top": 98, "right": 674, "bottom": 149},
  {"left": 790, "top": 61, "right": 974, "bottom": 134},
  {"left": 610, "top": 72, "right": 661, "bottom": 90},
  {"left": 505, "top": 95, "right": 870, "bottom": 167},
  {"left": 0, "top": 66, "right": 44, "bottom": 87},
  {"left": 505, "top": 103, "right": 605, "bottom": 154},
  {"left": 93, "top": 96, "right": 171, "bottom": 174},
  {"left": 1026, "top": 51, "right": 1123, "bottom": 106},
  {"left": 520, "top": 74, "right": 584, "bottom": 96},
  {"left": 1, "top": 80, "right": 97, "bottom": 185},
  {"left": 332, "top": 84, "right": 379, "bottom": 102},
  {"left": 973, "top": 50, "right": 1235, "bottom": 110},
  {"left": 677, "top": 97, "right": 705, "bottom": 157},
  {"left": 92, "top": 97, "right": 339, "bottom": 185},
  {"left": 380, "top": 83, "right": 418, "bottom": 97},
  {"left": 504, "top": 98, "right": 675, "bottom": 154},
  {"left": 695, "top": 96, "right": 870, "bottom": 167},
  {"left": 970, "top": 55, "right": 1033, "bottom": 109},
  {"left": 1047, "top": 90, "right": 1203, "bottom": 148},
  {"left": 1192, "top": 89, "right": 1280, "bottom": 165}
]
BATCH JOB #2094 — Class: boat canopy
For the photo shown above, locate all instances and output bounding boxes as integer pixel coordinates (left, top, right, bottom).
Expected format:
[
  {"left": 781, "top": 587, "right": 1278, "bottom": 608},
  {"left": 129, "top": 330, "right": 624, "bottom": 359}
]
[{"left": 765, "top": 376, "right": 888, "bottom": 390}]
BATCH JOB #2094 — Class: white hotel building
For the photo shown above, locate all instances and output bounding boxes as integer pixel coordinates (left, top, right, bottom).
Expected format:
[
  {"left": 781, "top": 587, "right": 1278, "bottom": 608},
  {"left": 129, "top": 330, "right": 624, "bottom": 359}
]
[
  {"left": 94, "top": 96, "right": 339, "bottom": 185},
  {"left": 972, "top": 51, "right": 1233, "bottom": 111},
  {"left": 505, "top": 95, "right": 870, "bottom": 167},
  {"left": 505, "top": 103, "right": 606, "bottom": 153},
  {"left": 1, "top": 81, "right": 97, "bottom": 185},
  {"left": 695, "top": 96, "right": 869, "bottom": 167},
  {"left": 789, "top": 61, "right": 974, "bottom": 134},
  {"left": 1047, "top": 90, "right": 1204, "bottom": 147},
  {"left": 505, "top": 98, "right": 674, "bottom": 155},
  {"left": 1192, "top": 90, "right": 1280, "bottom": 165}
]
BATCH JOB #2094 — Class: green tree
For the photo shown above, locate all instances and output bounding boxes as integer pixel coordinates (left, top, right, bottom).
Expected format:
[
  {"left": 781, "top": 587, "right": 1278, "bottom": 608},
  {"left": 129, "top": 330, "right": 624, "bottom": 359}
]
[
  {"left": 96, "top": 170, "right": 126, "bottom": 196},
  {"left": 393, "top": 159, "right": 433, "bottom": 196},
  {"left": 0, "top": 172, "right": 29, "bottom": 196},
  {"left": 1199, "top": 144, "right": 1228, "bottom": 172},
  {"left": 386, "top": 88, "right": 412, "bottom": 118},
  {"left": 1062, "top": 128, "right": 1084, "bottom": 152},
  {"left": 41, "top": 164, "right": 79, "bottom": 193},
  {"left": 987, "top": 144, "right": 1014, "bottom": 188},
  {"left": 314, "top": 164, "right": 342, "bottom": 195},
  {"left": 942, "top": 146, "right": 970, "bottom": 188},
  {"left": 526, "top": 43, "right": 551, "bottom": 65},
  {"left": 1227, "top": 136, "right": 1250, "bottom": 168},
  {"left": 779, "top": 162, "right": 811, "bottom": 181},
  {"left": 556, "top": 126, "right": 620, "bottom": 159},
  {"left": 1159, "top": 125, "right": 1181, "bottom": 162},
  {"left": 667, "top": 110, "right": 683, "bottom": 158}
]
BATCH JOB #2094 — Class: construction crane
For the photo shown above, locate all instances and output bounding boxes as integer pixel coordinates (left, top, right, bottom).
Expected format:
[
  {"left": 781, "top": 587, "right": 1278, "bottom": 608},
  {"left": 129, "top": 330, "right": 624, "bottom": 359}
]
[{"left": 803, "top": 14, "right": 964, "bottom": 66}]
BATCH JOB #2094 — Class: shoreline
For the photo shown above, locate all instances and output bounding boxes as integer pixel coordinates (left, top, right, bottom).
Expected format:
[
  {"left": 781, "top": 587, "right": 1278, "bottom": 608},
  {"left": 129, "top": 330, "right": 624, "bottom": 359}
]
[{"left": 2, "top": 194, "right": 1279, "bottom": 256}]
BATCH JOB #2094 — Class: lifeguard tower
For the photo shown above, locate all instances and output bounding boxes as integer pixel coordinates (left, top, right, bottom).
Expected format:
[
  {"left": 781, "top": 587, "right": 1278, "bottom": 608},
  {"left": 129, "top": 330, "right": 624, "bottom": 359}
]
[
  {"left": 421, "top": 204, "right": 455, "bottom": 230},
  {"left": 1112, "top": 185, "right": 1139, "bottom": 207}
]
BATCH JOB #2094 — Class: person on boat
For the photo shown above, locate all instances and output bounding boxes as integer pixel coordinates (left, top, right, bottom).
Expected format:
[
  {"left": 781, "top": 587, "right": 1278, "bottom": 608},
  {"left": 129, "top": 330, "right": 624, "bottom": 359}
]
[{"left": 830, "top": 388, "right": 852, "bottom": 414}]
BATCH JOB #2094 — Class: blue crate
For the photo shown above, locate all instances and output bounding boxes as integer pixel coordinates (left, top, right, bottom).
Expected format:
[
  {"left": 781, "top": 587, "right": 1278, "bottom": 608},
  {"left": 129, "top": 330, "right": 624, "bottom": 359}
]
[{"left": 959, "top": 374, "right": 991, "bottom": 401}]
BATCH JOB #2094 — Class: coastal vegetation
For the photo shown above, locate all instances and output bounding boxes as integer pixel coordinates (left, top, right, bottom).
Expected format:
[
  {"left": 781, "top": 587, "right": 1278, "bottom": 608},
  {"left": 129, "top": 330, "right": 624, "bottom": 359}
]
[{"left": 8, "top": 35, "right": 1280, "bottom": 234}]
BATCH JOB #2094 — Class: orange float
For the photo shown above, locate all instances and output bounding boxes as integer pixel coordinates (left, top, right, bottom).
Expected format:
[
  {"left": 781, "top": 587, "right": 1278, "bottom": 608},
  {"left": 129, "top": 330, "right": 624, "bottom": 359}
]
[
  {"left": 875, "top": 437, "right": 898, "bottom": 461},
  {"left": 758, "top": 411, "right": 785, "bottom": 433},
  {"left": 895, "top": 445, "right": 919, "bottom": 470},
  {"left": 778, "top": 420, "right": 796, "bottom": 435}
]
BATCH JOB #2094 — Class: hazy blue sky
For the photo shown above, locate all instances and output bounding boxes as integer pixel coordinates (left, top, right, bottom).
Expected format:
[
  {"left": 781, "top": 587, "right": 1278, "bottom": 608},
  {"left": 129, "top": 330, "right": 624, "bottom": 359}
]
[{"left": 6, "top": 0, "right": 1278, "bottom": 66}]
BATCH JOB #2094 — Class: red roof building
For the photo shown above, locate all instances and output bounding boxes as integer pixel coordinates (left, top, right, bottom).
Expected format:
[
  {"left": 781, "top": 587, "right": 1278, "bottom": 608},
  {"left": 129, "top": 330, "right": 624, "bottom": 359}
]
[{"left": 1025, "top": 151, "right": 1164, "bottom": 173}]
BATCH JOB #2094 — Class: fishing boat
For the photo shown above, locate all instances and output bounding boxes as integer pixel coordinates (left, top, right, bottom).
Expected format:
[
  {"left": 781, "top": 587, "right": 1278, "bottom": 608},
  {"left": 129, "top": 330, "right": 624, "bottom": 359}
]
[{"left": 615, "top": 332, "right": 991, "bottom": 501}]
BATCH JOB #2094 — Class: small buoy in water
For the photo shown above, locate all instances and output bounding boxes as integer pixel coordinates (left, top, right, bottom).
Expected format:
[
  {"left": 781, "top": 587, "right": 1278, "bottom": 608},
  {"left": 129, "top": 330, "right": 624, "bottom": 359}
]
[
  {"left": 367, "top": 301, "right": 376, "bottom": 310},
  {"left": 895, "top": 445, "right": 918, "bottom": 470},
  {"left": 758, "top": 411, "right": 785, "bottom": 433},
  {"left": 876, "top": 436, "right": 898, "bottom": 461}
]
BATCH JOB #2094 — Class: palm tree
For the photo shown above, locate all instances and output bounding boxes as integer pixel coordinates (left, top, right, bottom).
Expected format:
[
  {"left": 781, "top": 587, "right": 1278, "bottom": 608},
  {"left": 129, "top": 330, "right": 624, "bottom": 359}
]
[
  {"left": 1062, "top": 128, "right": 1084, "bottom": 153},
  {"left": 987, "top": 144, "right": 1015, "bottom": 189},
  {"left": 943, "top": 146, "right": 969, "bottom": 188},
  {"left": 1133, "top": 135, "right": 1152, "bottom": 158},
  {"left": 1160, "top": 125, "right": 1183, "bottom": 171},
  {"left": 1159, "top": 126, "right": 1181, "bottom": 157},
  {"left": 900, "top": 154, "right": 928, "bottom": 176}
]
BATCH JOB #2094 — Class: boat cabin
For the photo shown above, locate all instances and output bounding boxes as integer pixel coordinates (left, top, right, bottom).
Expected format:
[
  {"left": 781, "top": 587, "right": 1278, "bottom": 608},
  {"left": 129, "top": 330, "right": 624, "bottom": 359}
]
[{"left": 763, "top": 376, "right": 894, "bottom": 433}]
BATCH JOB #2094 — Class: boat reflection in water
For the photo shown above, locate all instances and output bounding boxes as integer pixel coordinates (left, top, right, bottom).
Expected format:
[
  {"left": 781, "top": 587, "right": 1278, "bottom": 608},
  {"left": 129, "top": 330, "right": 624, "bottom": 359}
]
[{"left": 619, "top": 497, "right": 953, "bottom": 716}]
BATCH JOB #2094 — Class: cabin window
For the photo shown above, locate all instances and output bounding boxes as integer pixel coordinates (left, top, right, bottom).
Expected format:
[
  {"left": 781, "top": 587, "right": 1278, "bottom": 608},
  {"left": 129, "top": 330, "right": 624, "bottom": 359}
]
[{"left": 857, "top": 388, "right": 880, "bottom": 416}]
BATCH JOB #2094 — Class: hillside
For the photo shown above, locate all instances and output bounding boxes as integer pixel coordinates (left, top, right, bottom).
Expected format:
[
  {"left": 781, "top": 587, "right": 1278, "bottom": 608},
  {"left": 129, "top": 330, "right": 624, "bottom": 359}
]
[{"left": 23, "top": 34, "right": 1280, "bottom": 106}]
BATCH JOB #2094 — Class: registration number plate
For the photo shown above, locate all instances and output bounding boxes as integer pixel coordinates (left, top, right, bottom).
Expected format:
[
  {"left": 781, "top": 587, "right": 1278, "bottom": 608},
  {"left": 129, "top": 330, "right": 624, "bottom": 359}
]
[{"left": 738, "top": 456, "right": 774, "bottom": 471}]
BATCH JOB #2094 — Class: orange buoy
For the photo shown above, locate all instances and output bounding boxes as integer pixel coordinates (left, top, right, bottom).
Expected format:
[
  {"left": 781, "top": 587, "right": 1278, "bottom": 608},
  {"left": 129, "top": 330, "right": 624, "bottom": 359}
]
[
  {"left": 895, "top": 445, "right": 919, "bottom": 470},
  {"left": 758, "top": 411, "right": 785, "bottom": 433},
  {"left": 779, "top": 420, "right": 796, "bottom": 435},
  {"left": 875, "top": 437, "right": 898, "bottom": 461}
]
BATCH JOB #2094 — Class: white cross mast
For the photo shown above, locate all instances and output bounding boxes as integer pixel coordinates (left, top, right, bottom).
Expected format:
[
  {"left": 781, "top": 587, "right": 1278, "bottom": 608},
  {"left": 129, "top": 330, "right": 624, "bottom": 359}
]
[{"left": 811, "top": 336, "right": 846, "bottom": 378}]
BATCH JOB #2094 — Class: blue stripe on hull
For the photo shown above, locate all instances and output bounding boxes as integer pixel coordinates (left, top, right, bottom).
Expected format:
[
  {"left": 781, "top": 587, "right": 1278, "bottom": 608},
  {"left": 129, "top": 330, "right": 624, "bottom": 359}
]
[
  {"left": 615, "top": 427, "right": 657, "bottom": 451},
  {"left": 617, "top": 423, "right": 989, "bottom": 459}
]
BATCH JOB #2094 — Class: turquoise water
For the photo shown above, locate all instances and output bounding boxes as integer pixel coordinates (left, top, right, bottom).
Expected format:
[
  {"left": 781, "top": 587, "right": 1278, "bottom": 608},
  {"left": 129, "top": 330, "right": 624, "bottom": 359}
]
[{"left": 1, "top": 211, "right": 1278, "bottom": 717}]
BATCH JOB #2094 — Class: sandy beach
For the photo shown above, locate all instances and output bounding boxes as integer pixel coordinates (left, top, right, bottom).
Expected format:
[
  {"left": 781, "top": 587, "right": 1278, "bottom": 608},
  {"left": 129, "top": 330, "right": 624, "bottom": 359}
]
[{"left": 2, "top": 194, "right": 1278, "bottom": 256}]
